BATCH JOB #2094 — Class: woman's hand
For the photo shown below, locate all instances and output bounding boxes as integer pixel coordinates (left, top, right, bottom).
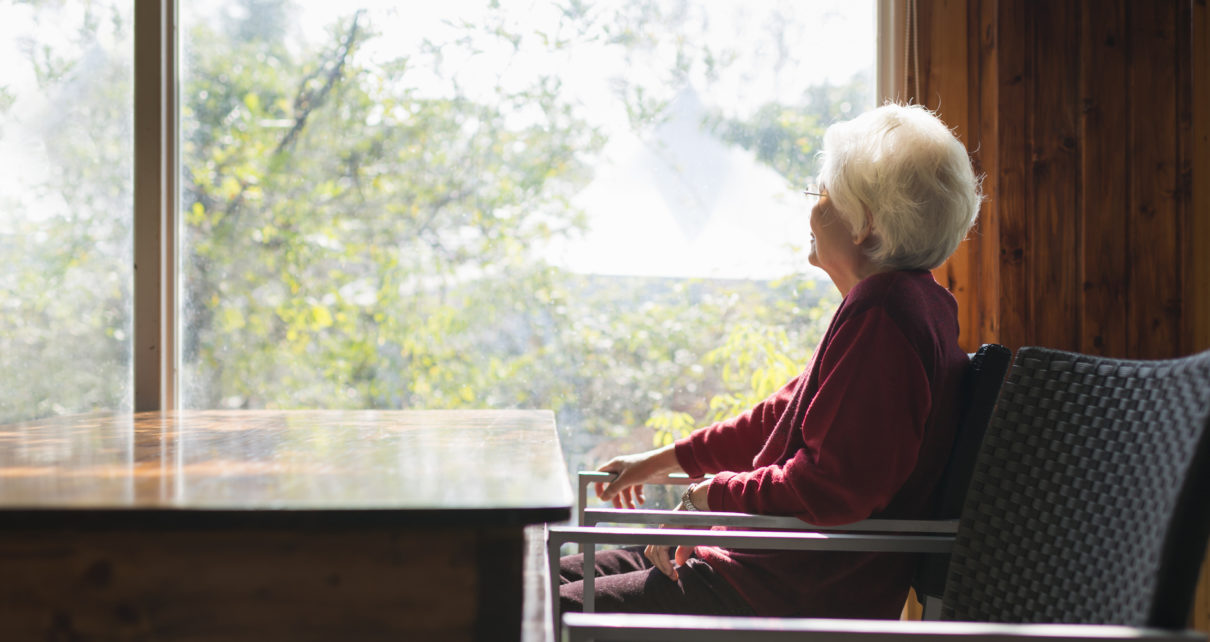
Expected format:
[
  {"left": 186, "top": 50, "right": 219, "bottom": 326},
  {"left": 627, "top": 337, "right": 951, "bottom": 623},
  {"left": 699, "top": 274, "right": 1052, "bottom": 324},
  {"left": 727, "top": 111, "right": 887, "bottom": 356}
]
[
  {"left": 594, "top": 443, "right": 682, "bottom": 509},
  {"left": 644, "top": 480, "right": 711, "bottom": 581}
]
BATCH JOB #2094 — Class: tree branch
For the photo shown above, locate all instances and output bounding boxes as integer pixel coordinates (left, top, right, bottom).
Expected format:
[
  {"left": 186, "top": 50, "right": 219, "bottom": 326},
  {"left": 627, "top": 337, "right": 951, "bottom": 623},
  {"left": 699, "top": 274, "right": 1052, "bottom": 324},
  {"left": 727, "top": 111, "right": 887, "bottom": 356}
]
[{"left": 275, "top": 10, "right": 364, "bottom": 156}]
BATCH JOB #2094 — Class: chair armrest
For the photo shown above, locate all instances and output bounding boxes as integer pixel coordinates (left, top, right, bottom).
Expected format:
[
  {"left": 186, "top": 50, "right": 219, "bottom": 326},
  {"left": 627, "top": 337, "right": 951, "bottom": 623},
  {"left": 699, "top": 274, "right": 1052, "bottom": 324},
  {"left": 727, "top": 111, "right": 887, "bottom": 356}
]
[
  {"left": 575, "top": 472, "right": 957, "bottom": 534},
  {"left": 562, "top": 613, "right": 1207, "bottom": 642},
  {"left": 582, "top": 507, "right": 960, "bottom": 534},
  {"left": 577, "top": 471, "right": 710, "bottom": 525},
  {"left": 579, "top": 471, "right": 707, "bottom": 486},
  {"left": 548, "top": 525, "right": 954, "bottom": 555},
  {"left": 546, "top": 524, "right": 954, "bottom": 631}
]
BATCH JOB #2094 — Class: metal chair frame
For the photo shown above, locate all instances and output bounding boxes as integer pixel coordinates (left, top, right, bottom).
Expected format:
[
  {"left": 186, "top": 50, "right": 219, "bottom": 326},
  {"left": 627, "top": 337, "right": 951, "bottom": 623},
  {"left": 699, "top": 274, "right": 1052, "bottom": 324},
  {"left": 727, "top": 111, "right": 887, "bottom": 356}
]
[
  {"left": 552, "top": 346, "right": 1210, "bottom": 642},
  {"left": 548, "top": 344, "right": 1012, "bottom": 637}
]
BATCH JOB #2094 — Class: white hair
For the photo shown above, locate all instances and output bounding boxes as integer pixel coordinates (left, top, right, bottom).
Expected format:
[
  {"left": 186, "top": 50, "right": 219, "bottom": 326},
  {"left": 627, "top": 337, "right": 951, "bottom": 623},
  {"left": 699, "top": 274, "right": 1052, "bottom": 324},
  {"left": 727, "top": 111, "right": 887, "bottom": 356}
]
[{"left": 818, "top": 103, "right": 983, "bottom": 271}]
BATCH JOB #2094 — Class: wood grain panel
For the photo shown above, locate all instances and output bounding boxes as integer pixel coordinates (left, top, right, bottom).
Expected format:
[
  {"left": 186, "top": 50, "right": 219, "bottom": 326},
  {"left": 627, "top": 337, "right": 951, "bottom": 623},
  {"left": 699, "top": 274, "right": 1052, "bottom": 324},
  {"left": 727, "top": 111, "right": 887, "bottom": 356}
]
[
  {"left": 0, "top": 411, "right": 567, "bottom": 640},
  {"left": 911, "top": 0, "right": 930, "bottom": 103},
  {"left": 1128, "top": 0, "right": 1183, "bottom": 359},
  {"left": 915, "top": 2, "right": 1204, "bottom": 356},
  {"left": 1191, "top": 0, "right": 1210, "bottom": 356},
  {"left": 919, "top": 0, "right": 979, "bottom": 351},
  {"left": 1189, "top": 1, "right": 1209, "bottom": 633},
  {"left": 994, "top": 0, "right": 1030, "bottom": 352},
  {"left": 1198, "top": 551, "right": 1210, "bottom": 632},
  {"left": 1078, "top": 0, "right": 1129, "bottom": 355},
  {"left": 923, "top": 0, "right": 973, "bottom": 115},
  {"left": 913, "top": 0, "right": 1207, "bottom": 628},
  {"left": 0, "top": 410, "right": 572, "bottom": 522},
  {"left": 0, "top": 527, "right": 522, "bottom": 641},
  {"left": 899, "top": 0, "right": 1001, "bottom": 353},
  {"left": 971, "top": 0, "right": 1001, "bottom": 349},
  {"left": 1029, "top": 0, "right": 1082, "bottom": 351}
]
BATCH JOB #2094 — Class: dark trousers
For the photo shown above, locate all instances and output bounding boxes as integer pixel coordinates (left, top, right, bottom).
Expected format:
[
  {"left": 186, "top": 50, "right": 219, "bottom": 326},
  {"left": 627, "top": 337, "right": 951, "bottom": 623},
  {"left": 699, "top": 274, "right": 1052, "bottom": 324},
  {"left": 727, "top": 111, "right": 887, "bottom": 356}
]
[{"left": 559, "top": 546, "right": 756, "bottom": 616}]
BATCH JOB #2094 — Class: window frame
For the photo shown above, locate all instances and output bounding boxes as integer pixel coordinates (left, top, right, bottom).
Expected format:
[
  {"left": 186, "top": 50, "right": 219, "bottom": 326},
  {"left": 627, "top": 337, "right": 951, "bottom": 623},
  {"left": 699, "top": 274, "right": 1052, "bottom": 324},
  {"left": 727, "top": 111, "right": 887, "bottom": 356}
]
[{"left": 133, "top": 0, "right": 178, "bottom": 411}]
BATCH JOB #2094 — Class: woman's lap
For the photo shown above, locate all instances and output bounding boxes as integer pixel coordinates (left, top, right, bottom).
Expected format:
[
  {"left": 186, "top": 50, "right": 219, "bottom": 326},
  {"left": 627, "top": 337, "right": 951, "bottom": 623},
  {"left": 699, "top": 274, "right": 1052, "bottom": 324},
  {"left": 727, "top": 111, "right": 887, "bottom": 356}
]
[{"left": 558, "top": 546, "right": 755, "bottom": 616}]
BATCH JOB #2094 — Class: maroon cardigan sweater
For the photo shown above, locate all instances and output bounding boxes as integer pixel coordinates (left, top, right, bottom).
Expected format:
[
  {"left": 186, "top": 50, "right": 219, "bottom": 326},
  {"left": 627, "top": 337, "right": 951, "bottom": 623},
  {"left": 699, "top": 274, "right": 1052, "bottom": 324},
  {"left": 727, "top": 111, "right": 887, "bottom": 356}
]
[{"left": 674, "top": 269, "right": 968, "bottom": 618}]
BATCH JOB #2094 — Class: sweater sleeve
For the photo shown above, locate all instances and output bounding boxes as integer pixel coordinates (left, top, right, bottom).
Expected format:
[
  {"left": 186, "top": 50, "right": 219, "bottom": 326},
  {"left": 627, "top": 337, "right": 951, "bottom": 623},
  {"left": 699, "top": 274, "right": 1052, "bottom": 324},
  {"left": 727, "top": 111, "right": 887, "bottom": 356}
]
[
  {"left": 705, "top": 308, "right": 932, "bottom": 525},
  {"left": 673, "top": 372, "right": 802, "bottom": 477}
]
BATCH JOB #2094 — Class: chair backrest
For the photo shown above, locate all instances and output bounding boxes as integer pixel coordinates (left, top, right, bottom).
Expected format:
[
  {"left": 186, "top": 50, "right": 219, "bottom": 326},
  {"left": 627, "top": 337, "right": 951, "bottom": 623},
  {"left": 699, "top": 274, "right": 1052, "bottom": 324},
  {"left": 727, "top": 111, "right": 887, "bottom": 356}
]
[
  {"left": 912, "top": 343, "right": 1012, "bottom": 603},
  {"left": 941, "top": 347, "right": 1210, "bottom": 627}
]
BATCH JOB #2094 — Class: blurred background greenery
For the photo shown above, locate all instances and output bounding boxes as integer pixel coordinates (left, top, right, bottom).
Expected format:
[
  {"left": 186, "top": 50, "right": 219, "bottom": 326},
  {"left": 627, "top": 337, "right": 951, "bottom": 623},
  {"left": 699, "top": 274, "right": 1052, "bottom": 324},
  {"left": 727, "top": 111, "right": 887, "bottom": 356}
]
[{"left": 0, "top": 0, "right": 872, "bottom": 505}]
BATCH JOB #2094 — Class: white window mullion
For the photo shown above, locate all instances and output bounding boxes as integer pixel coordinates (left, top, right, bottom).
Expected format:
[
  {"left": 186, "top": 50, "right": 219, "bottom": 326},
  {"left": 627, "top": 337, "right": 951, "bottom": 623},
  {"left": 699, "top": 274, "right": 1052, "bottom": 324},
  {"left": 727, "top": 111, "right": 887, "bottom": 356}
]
[{"left": 133, "top": 0, "right": 178, "bottom": 412}]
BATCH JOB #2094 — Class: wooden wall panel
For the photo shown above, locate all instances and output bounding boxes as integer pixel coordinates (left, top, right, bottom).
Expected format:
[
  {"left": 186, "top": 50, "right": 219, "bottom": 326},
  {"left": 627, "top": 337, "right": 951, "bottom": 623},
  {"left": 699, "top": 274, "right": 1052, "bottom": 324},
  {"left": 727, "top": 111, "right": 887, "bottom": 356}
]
[
  {"left": 1188, "top": 0, "right": 1209, "bottom": 633},
  {"left": 1191, "top": 0, "right": 1210, "bottom": 357},
  {"left": 919, "top": 0, "right": 980, "bottom": 351},
  {"left": 992, "top": 0, "right": 1030, "bottom": 353},
  {"left": 1078, "top": 0, "right": 1129, "bottom": 356},
  {"left": 918, "top": 0, "right": 1007, "bottom": 353},
  {"left": 914, "top": 0, "right": 1208, "bottom": 630},
  {"left": 1128, "top": 0, "right": 1184, "bottom": 359},
  {"left": 972, "top": 0, "right": 1001, "bottom": 348},
  {"left": 1176, "top": 0, "right": 1195, "bottom": 354},
  {"left": 922, "top": 0, "right": 1201, "bottom": 358},
  {"left": 1029, "top": 0, "right": 1082, "bottom": 352}
]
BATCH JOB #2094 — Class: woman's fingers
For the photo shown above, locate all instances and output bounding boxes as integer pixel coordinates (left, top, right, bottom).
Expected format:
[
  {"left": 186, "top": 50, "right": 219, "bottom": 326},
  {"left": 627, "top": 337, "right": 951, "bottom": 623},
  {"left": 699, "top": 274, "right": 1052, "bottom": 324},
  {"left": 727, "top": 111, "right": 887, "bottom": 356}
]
[
  {"left": 644, "top": 543, "right": 678, "bottom": 581},
  {"left": 597, "top": 464, "right": 624, "bottom": 505},
  {"left": 596, "top": 460, "right": 629, "bottom": 503},
  {"left": 595, "top": 462, "right": 621, "bottom": 501},
  {"left": 593, "top": 444, "right": 682, "bottom": 506},
  {"left": 595, "top": 445, "right": 674, "bottom": 508},
  {"left": 607, "top": 484, "right": 626, "bottom": 508},
  {"left": 645, "top": 521, "right": 685, "bottom": 582},
  {"left": 674, "top": 545, "right": 694, "bottom": 566},
  {"left": 597, "top": 468, "right": 645, "bottom": 509},
  {"left": 599, "top": 477, "right": 624, "bottom": 505},
  {"left": 614, "top": 485, "right": 645, "bottom": 509}
]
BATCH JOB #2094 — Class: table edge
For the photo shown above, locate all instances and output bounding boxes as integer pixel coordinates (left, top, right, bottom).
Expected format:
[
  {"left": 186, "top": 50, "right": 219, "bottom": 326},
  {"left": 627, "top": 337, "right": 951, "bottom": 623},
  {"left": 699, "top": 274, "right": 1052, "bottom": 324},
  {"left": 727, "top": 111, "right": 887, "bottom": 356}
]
[{"left": 0, "top": 505, "right": 572, "bottom": 530}]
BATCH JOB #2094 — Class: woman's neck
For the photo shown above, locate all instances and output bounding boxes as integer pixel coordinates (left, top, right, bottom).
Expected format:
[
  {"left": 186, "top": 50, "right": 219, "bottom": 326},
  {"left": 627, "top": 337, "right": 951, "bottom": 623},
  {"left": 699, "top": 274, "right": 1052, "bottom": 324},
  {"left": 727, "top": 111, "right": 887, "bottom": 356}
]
[{"left": 833, "top": 261, "right": 888, "bottom": 297}]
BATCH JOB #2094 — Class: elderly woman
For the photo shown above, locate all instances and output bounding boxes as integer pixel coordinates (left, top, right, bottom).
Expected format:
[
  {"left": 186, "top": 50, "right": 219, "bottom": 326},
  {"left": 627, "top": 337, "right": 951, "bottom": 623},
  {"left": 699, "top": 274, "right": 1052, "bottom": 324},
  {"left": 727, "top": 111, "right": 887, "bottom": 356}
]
[{"left": 559, "top": 103, "right": 983, "bottom": 618}]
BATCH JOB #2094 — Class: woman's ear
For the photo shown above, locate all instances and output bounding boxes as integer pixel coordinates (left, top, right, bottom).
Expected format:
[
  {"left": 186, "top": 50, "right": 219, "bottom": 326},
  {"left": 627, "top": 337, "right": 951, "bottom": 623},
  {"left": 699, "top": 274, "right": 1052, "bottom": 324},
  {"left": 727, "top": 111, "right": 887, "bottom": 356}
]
[{"left": 853, "top": 207, "right": 874, "bottom": 245}]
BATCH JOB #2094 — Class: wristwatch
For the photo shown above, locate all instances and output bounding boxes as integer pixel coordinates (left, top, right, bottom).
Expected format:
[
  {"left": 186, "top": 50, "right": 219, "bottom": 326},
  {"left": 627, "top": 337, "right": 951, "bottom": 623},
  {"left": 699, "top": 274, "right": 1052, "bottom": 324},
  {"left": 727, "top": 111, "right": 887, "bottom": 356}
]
[{"left": 680, "top": 482, "right": 701, "bottom": 511}]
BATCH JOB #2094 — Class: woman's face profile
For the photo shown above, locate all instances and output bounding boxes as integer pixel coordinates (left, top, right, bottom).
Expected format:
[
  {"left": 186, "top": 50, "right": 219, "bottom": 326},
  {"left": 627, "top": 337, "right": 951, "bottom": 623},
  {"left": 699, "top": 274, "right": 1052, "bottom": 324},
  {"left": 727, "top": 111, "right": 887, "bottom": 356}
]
[{"left": 807, "top": 191, "right": 859, "bottom": 278}]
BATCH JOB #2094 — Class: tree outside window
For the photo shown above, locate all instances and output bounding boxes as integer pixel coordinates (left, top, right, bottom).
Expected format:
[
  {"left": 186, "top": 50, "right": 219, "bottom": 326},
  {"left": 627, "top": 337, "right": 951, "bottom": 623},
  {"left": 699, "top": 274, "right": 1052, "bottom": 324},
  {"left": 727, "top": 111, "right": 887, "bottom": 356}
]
[{"left": 2, "top": 0, "right": 874, "bottom": 501}]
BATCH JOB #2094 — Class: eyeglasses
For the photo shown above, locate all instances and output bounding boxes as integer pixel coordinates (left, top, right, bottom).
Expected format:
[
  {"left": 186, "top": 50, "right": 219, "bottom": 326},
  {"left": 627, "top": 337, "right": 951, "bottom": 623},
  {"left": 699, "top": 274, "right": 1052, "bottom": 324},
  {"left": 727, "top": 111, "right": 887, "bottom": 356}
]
[{"left": 802, "top": 190, "right": 823, "bottom": 198}]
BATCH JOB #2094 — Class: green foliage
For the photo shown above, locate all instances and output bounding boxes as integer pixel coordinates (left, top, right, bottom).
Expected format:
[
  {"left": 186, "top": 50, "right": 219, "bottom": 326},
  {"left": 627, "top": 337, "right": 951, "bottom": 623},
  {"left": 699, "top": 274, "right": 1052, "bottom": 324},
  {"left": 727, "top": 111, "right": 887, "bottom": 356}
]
[
  {"left": 0, "top": 0, "right": 132, "bottom": 422},
  {"left": 178, "top": 5, "right": 606, "bottom": 414},
  {"left": 707, "top": 104, "right": 821, "bottom": 186},
  {"left": 0, "top": 86, "right": 14, "bottom": 114},
  {"left": 647, "top": 410, "right": 695, "bottom": 447},
  {"left": 705, "top": 72, "right": 874, "bottom": 186},
  {"left": 3, "top": 0, "right": 861, "bottom": 478}
]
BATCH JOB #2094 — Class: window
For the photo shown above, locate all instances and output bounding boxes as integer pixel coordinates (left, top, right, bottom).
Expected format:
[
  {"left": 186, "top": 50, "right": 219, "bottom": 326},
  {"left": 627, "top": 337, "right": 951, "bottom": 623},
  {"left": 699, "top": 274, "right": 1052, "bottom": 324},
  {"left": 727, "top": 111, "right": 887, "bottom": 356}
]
[
  {"left": 3, "top": 0, "right": 877, "bottom": 501},
  {"left": 178, "top": 0, "right": 874, "bottom": 493},
  {"left": 0, "top": 1, "right": 133, "bottom": 423}
]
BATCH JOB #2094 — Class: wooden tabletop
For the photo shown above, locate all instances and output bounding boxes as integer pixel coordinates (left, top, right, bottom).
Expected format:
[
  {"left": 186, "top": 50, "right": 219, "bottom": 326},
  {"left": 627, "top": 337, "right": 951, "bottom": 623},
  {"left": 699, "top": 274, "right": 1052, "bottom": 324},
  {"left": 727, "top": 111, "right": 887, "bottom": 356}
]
[{"left": 0, "top": 409, "right": 573, "bottom": 528}]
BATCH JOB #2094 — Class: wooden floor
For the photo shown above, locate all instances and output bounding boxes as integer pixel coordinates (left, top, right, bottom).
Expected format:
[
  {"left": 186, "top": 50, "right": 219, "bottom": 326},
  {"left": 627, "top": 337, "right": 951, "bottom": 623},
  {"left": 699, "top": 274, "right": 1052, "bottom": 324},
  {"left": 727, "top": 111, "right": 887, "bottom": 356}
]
[{"left": 523, "top": 524, "right": 555, "bottom": 642}]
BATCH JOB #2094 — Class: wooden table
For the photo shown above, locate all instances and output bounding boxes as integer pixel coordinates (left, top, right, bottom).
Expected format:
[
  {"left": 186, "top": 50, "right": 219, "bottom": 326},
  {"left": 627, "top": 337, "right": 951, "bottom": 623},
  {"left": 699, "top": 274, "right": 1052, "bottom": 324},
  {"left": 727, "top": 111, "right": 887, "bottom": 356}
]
[{"left": 0, "top": 410, "right": 572, "bottom": 641}]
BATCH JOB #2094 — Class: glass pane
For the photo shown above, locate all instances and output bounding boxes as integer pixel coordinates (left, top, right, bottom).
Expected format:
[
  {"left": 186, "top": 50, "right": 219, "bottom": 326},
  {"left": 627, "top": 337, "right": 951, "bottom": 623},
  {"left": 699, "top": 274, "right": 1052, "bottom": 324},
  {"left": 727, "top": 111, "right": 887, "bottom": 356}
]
[
  {"left": 0, "top": 1, "right": 133, "bottom": 423},
  {"left": 180, "top": 0, "right": 872, "bottom": 503}
]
